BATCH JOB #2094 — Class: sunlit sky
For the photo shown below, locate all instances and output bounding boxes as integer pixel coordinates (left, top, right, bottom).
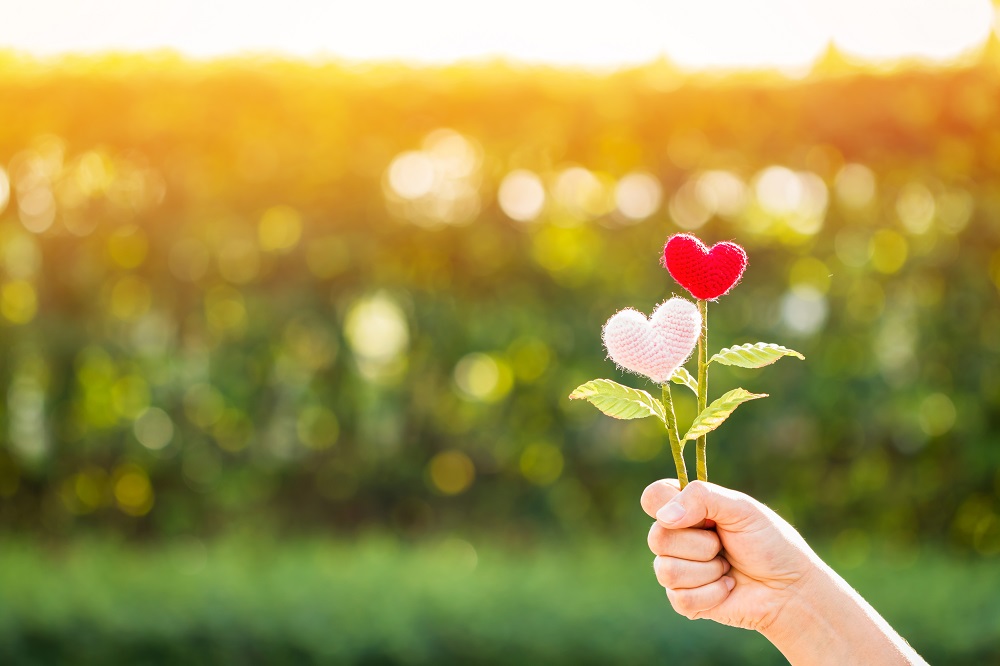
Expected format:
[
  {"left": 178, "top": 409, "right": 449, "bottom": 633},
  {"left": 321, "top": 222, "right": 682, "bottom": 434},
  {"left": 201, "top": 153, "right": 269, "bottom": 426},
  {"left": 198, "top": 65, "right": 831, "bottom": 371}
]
[{"left": 2, "top": 0, "right": 997, "bottom": 69}]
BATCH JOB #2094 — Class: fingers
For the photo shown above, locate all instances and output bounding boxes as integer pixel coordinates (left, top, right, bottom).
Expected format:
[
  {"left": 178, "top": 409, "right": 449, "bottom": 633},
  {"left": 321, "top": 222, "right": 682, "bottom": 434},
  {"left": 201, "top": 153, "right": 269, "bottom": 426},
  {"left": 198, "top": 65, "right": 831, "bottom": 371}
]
[
  {"left": 665, "top": 576, "right": 736, "bottom": 619},
  {"left": 654, "top": 481, "right": 760, "bottom": 531},
  {"left": 640, "top": 479, "right": 680, "bottom": 518},
  {"left": 654, "top": 555, "right": 730, "bottom": 589},
  {"left": 647, "top": 523, "right": 721, "bottom": 561},
  {"left": 643, "top": 481, "right": 745, "bottom": 622}
]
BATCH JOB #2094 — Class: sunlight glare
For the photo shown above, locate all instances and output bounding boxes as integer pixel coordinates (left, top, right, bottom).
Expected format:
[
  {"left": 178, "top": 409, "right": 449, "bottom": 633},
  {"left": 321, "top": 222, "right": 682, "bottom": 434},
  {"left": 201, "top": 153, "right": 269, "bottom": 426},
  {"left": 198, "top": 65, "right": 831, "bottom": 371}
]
[
  {"left": 384, "top": 130, "right": 482, "bottom": 228},
  {"left": 834, "top": 164, "right": 877, "bottom": 209},
  {"left": 696, "top": 171, "right": 747, "bottom": 218},
  {"left": 553, "top": 167, "right": 612, "bottom": 220},
  {"left": 669, "top": 180, "right": 711, "bottom": 231},
  {"left": 0, "top": 168, "right": 9, "bottom": 215},
  {"left": 831, "top": 0, "right": 993, "bottom": 61},
  {"left": 388, "top": 152, "right": 436, "bottom": 200},
  {"left": 614, "top": 172, "right": 661, "bottom": 221},
  {"left": 0, "top": 0, "right": 992, "bottom": 70},
  {"left": 896, "top": 183, "right": 936, "bottom": 234},
  {"left": 498, "top": 170, "right": 546, "bottom": 222}
]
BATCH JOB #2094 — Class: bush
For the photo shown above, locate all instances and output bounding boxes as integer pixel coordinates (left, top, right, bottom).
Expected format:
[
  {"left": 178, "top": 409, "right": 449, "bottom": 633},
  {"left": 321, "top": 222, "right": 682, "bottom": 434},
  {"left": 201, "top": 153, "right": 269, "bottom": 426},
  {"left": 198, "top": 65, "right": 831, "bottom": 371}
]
[{"left": 0, "top": 537, "right": 995, "bottom": 664}]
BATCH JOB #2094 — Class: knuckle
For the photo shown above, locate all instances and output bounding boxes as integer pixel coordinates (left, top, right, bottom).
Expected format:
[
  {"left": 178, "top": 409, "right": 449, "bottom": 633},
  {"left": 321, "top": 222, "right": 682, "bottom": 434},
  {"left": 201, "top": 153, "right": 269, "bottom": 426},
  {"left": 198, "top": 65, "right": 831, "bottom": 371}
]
[
  {"left": 685, "top": 531, "right": 718, "bottom": 561},
  {"left": 733, "top": 496, "right": 757, "bottom": 515},
  {"left": 641, "top": 479, "right": 679, "bottom": 517},
  {"left": 640, "top": 481, "right": 662, "bottom": 513},
  {"left": 666, "top": 588, "right": 695, "bottom": 616},
  {"left": 660, "top": 558, "right": 678, "bottom": 584},
  {"left": 640, "top": 486, "right": 653, "bottom": 513},
  {"left": 683, "top": 480, "right": 707, "bottom": 501},
  {"left": 730, "top": 497, "right": 763, "bottom": 529},
  {"left": 699, "top": 531, "right": 722, "bottom": 558},
  {"left": 647, "top": 522, "right": 662, "bottom": 553},
  {"left": 654, "top": 556, "right": 678, "bottom": 586}
]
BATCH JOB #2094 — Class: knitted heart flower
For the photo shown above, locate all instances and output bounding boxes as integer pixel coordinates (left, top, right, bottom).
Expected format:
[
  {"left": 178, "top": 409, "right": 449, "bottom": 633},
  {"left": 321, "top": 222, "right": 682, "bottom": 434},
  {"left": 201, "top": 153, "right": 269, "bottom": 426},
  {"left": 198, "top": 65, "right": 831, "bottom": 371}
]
[
  {"left": 662, "top": 234, "right": 747, "bottom": 301},
  {"left": 602, "top": 297, "right": 701, "bottom": 383},
  {"left": 573, "top": 231, "right": 804, "bottom": 490}
]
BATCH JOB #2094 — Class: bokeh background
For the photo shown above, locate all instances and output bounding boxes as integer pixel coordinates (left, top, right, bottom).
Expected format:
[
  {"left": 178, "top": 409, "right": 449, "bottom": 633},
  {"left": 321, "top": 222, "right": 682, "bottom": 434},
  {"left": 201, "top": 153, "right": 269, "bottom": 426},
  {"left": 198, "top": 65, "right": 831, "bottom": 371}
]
[{"left": 2, "top": 3, "right": 1000, "bottom": 664}]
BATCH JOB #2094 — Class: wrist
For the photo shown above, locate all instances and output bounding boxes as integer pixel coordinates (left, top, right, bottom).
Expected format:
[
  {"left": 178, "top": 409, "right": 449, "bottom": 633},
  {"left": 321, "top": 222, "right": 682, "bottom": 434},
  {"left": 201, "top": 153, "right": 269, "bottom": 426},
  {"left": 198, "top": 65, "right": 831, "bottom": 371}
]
[
  {"left": 758, "top": 556, "right": 840, "bottom": 653},
  {"left": 759, "top": 557, "right": 925, "bottom": 666}
]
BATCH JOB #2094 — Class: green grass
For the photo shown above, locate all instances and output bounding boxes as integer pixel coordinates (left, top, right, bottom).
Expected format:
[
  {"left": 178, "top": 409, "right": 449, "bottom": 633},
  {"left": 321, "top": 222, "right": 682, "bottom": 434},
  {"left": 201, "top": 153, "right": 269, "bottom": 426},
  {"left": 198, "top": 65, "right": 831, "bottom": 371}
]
[{"left": 0, "top": 536, "right": 995, "bottom": 664}]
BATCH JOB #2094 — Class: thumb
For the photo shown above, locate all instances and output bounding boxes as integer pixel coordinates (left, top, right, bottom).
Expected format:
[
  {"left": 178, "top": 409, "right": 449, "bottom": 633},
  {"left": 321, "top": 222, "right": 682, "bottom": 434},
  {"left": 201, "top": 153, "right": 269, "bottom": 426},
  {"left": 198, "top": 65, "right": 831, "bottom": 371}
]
[{"left": 655, "top": 481, "right": 758, "bottom": 530}]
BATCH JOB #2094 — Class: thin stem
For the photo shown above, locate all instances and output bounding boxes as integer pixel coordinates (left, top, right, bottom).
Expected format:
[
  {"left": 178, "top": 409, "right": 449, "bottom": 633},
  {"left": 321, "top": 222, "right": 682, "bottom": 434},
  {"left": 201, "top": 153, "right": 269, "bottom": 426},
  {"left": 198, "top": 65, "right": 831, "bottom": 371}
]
[
  {"left": 661, "top": 384, "right": 688, "bottom": 488},
  {"left": 696, "top": 299, "right": 708, "bottom": 482}
]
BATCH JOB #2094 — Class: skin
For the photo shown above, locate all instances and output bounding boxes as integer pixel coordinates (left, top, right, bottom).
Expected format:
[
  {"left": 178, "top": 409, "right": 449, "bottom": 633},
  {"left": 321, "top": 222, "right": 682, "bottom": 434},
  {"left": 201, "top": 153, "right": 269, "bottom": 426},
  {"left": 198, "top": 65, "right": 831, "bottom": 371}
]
[{"left": 642, "top": 479, "right": 928, "bottom": 665}]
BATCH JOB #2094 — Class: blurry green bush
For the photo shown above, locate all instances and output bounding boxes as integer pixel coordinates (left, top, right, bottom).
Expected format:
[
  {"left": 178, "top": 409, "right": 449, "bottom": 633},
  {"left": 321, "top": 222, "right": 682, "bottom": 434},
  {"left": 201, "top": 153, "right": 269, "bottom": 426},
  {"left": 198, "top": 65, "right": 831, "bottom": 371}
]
[
  {"left": 0, "top": 538, "right": 997, "bottom": 665},
  {"left": 0, "top": 53, "right": 997, "bottom": 559}
]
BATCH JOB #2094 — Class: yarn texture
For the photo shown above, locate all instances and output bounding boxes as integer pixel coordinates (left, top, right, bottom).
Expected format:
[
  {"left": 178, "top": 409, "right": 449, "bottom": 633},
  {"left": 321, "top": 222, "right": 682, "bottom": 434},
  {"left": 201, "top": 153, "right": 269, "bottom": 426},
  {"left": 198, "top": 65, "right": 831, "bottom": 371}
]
[
  {"left": 662, "top": 234, "right": 747, "bottom": 301},
  {"left": 602, "top": 297, "right": 701, "bottom": 383}
]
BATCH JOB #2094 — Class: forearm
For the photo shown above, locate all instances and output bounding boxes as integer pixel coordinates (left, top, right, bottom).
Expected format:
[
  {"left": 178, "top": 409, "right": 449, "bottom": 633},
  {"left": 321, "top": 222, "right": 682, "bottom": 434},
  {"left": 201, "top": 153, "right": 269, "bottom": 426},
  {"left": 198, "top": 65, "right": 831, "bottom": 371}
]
[{"left": 761, "top": 560, "right": 927, "bottom": 666}]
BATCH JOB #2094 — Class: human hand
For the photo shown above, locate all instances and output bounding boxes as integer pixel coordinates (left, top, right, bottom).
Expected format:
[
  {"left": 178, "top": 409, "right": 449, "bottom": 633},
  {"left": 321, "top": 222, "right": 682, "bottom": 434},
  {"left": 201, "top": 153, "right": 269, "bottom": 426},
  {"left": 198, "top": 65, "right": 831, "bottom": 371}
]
[
  {"left": 642, "top": 480, "right": 927, "bottom": 665},
  {"left": 641, "top": 479, "right": 820, "bottom": 632}
]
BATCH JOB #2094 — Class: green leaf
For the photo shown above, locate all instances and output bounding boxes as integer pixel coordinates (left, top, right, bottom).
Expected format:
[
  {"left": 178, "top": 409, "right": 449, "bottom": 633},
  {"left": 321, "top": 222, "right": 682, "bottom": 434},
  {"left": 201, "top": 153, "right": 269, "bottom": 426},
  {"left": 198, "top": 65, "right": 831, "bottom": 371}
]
[
  {"left": 569, "top": 379, "right": 666, "bottom": 424},
  {"left": 682, "top": 388, "right": 767, "bottom": 441},
  {"left": 709, "top": 343, "right": 805, "bottom": 369},
  {"left": 670, "top": 366, "right": 698, "bottom": 394}
]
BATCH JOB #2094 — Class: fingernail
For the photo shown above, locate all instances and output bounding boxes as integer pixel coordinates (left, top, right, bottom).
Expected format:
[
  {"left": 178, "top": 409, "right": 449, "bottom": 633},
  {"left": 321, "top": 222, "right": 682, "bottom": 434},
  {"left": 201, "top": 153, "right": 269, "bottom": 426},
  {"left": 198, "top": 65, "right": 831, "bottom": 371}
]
[
  {"left": 724, "top": 576, "right": 736, "bottom": 591},
  {"left": 656, "top": 501, "right": 686, "bottom": 524}
]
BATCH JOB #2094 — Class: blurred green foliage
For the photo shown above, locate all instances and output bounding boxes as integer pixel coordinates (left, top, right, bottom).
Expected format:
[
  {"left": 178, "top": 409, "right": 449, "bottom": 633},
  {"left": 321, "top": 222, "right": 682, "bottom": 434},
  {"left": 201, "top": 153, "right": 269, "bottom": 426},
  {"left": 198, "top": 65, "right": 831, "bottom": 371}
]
[
  {"left": 0, "top": 538, "right": 998, "bottom": 665},
  {"left": 0, "top": 52, "right": 998, "bottom": 562}
]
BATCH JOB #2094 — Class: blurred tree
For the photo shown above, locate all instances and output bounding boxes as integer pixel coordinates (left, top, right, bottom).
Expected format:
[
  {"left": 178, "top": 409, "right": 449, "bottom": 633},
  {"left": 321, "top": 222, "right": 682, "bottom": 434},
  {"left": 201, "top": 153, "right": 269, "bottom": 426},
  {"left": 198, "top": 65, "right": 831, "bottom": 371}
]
[{"left": 0, "top": 54, "right": 996, "bottom": 560}]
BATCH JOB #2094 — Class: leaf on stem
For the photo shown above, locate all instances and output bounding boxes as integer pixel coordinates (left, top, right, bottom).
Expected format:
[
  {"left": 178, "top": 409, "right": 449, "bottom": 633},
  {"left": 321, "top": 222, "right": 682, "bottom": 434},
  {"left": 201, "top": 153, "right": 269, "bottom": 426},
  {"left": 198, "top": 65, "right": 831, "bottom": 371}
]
[
  {"left": 709, "top": 343, "right": 804, "bottom": 368},
  {"left": 569, "top": 379, "right": 666, "bottom": 424},
  {"left": 670, "top": 366, "right": 698, "bottom": 394},
  {"left": 682, "top": 388, "right": 767, "bottom": 441}
]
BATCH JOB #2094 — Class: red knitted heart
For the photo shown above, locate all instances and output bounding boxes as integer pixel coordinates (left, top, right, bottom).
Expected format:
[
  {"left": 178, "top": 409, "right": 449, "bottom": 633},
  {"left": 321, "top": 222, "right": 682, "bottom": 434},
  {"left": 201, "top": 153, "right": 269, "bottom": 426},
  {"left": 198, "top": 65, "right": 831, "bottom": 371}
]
[{"left": 662, "top": 234, "right": 747, "bottom": 301}]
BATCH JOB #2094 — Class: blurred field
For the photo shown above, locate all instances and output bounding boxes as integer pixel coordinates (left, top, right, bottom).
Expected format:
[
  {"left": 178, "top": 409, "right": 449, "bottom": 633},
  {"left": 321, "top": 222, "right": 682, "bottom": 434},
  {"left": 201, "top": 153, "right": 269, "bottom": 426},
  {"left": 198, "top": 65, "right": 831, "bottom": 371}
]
[
  {"left": 1, "top": 538, "right": 998, "bottom": 665},
  {"left": 0, "top": 50, "right": 999, "bottom": 662}
]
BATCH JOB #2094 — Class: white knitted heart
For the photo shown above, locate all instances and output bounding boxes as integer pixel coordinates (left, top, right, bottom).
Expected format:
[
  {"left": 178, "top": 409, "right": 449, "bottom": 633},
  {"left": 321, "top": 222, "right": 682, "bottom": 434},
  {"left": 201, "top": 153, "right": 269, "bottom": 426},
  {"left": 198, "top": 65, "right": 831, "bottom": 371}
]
[{"left": 601, "top": 298, "right": 701, "bottom": 383}]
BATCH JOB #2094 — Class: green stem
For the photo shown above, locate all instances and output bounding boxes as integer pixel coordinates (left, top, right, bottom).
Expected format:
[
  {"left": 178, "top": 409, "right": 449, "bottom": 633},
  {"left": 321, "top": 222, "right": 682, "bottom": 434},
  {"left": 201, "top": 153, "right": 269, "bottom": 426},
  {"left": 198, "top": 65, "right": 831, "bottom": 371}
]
[
  {"left": 661, "top": 384, "right": 688, "bottom": 488},
  {"left": 696, "top": 299, "right": 708, "bottom": 482}
]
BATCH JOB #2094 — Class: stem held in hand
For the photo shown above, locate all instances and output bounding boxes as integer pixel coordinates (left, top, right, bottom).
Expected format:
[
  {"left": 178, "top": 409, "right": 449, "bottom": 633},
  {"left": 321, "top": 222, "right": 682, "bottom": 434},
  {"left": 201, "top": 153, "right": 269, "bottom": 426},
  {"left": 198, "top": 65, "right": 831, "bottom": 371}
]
[
  {"left": 661, "top": 384, "right": 688, "bottom": 488},
  {"left": 696, "top": 299, "right": 708, "bottom": 482}
]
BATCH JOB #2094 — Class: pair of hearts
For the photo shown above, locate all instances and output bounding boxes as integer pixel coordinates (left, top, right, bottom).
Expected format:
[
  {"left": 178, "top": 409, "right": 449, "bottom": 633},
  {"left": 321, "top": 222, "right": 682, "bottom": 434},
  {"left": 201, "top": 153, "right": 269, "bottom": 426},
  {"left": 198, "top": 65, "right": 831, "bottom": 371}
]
[
  {"left": 663, "top": 234, "right": 747, "bottom": 301},
  {"left": 602, "top": 298, "right": 701, "bottom": 384}
]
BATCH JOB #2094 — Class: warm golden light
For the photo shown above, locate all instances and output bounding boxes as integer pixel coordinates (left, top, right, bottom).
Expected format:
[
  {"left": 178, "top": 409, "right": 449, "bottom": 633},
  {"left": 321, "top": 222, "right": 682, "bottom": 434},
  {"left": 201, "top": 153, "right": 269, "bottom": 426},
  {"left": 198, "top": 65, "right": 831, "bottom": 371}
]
[
  {"left": 0, "top": 6, "right": 996, "bottom": 656},
  {"left": 0, "top": 167, "right": 9, "bottom": 215},
  {"left": 498, "top": 170, "right": 546, "bottom": 222},
  {"left": 384, "top": 130, "right": 481, "bottom": 228},
  {"left": 834, "top": 164, "right": 877, "bottom": 209},
  {"left": 614, "top": 172, "right": 661, "bottom": 222},
  {"left": 344, "top": 293, "right": 410, "bottom": 381},
  {"left": 0, "top": 0, "right": 993, "bottom": 70}
]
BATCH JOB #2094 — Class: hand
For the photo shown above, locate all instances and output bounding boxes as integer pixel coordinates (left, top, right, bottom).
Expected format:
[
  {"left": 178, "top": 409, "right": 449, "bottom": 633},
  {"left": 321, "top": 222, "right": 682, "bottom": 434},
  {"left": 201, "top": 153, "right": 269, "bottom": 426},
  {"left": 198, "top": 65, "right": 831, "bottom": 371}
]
[
  {"left": 641, "top": 479, "right": 927, "bottom": 665},
  {"left": 641, "top": 479, "right": 819, "bottom": 632}
]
